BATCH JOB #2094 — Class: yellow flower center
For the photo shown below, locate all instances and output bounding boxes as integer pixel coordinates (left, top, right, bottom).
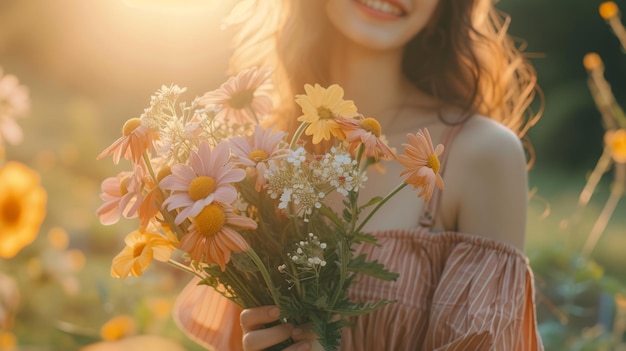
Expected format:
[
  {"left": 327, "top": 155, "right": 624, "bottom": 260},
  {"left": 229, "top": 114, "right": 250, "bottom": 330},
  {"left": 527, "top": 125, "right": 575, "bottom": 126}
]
[
  {"left": 122, "top": 118, "right": 142, "bottom": 136},
  {"left": 248, "top": 149, "right": 269, "bottom": 163},
  {"left": 359, "top": 117, "right": 382, "bottom": 137},
  {"left": 426, "top": 153, "right": 441, "bottom": 174},
  {"left": 119, "top": 176, "right": 130, "bottom": 195},
  {"left": 194, "top": 204, "right": 226, "bottom": 237},
  {"left": 317, "top": 106, "right": 333, "bottom": 120},
  {"left": 157, "top": 167, "right": 172, "bottom": 183},
  {"left": 599, "top": 1, "right": 619, "bottom": 19},
  {"left": 188, "top": 176, "right": 216, "bottom": 201},
  {"left": 0, "top": 194, "right": 21, "bottom": 225},
  {"left": 133, "top": 243, "right": 146, "bottom": 258},
  {"left": 229, "top": 90, "right": 254, "bottom": 109}
]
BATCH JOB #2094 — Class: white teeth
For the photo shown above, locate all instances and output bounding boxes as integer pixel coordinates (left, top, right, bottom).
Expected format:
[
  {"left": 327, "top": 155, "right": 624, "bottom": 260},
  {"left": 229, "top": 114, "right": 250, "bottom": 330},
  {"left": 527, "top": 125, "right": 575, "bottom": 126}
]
[{"left": 357, "top": 0, "right": 403, "bottom": 16}]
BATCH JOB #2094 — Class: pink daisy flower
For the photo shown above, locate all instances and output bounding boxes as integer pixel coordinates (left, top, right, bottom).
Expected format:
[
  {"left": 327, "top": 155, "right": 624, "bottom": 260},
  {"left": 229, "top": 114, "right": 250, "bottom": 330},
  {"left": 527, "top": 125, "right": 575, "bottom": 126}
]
[
  {"left": 229, "top": 125, "right": 288, "bottom": 191},
  {"left": 136, "top": 175, "right": 163, "bottom": 231},
  {"left": 180, "top": 203, "right": 257, "bottom": 271},
  {"left": 397, "top": 128, "right": 444, "bottom": 202},
  {"left": 337, "top": 116, "right": 396, "bottom": 160},
  {"left": 159, "top": 141, "right": 245, "bottom": 225},
  {"left": 97, "top": 117, "right": 158, "bottom": 165},
  {"left": 0, "top": 68, "right": 30, "bottom": 146},
  {"left": 197, "top": 66, "right": 272, "bottom": 124},
  {"left": 96, "top": 171, "right": 141, "bottom": 225}
]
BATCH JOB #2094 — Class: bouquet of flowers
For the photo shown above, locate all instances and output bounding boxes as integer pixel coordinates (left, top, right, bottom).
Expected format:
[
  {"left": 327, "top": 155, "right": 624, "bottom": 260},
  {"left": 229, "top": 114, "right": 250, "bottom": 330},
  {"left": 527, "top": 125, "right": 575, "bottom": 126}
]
[{"left": 96, "top": 66, "right": 444, "bottom": 350}]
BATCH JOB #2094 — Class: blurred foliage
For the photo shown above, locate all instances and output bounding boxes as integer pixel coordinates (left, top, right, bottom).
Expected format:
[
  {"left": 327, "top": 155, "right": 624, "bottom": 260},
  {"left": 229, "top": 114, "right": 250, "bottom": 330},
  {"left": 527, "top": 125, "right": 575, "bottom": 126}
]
[
  {"left": 500, "top": 0, "right": 626, "bottom": 171},
  {"left": 512, "top": 0, "right": 626, "bottom": 348}
]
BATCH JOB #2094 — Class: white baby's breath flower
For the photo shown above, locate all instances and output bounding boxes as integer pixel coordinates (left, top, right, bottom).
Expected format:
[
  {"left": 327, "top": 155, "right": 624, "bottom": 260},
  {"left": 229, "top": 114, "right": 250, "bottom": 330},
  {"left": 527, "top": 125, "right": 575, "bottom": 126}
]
[{"left": 286, "top": 233, "right": 327, "bottom": 269}]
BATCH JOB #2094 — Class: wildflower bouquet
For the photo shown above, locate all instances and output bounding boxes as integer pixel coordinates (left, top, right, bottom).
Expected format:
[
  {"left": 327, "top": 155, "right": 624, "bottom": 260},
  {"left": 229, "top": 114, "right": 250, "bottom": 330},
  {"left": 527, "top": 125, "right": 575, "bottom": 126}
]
[{"left": 96, "top": 66, "right": 443, "bottom": 351}]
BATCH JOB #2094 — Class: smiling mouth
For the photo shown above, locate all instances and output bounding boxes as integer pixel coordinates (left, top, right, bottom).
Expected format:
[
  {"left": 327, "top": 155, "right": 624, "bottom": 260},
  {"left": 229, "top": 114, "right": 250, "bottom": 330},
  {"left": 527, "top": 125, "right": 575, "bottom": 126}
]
[{"left": 355, "top": 0, "right": 406, "bottom": 16}]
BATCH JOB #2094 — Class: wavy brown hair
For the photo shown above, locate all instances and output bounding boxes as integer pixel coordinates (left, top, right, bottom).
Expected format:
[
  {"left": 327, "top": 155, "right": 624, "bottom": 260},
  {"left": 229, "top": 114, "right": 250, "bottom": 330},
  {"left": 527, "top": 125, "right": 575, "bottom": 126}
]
[{"left": 226, "top": 0, "right": 542, "bottom": 146}]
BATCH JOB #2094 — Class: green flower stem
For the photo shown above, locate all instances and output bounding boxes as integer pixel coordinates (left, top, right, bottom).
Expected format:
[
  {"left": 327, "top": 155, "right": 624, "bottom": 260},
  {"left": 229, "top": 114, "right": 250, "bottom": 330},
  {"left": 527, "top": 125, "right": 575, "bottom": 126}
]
[
  {"left": 289, "top": 122, "right": 309, "bottom": 150},
  {"left": 328, "top": 233, "right": 350, "bottom": 313},
  {"left": 248, "top": 106, "right": 259, "bottom": 125},
  {"left": 143, "top": 152, "right": 158, "bottom": 183},
  {"left": 355, "top": 182, "right": 408, "bottom": 233},
  {"left": 354, "top": 144, "right": 365, "bottom": 174},
  {"left": 247, "top": 247, "right": 282, "bottom": 308},
  {"left": 224, "top": 268, "right": 263, "bottom": 307},
  {"left": 166, "top": 259, "right": 204, "bottom": 279}
]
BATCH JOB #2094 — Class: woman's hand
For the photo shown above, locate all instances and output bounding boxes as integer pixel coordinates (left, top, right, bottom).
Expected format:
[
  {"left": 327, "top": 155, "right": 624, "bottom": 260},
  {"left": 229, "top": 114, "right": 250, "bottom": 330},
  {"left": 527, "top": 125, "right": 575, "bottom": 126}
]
[{"left": 240, "top": 305, "right": 315, "bottom": 351}]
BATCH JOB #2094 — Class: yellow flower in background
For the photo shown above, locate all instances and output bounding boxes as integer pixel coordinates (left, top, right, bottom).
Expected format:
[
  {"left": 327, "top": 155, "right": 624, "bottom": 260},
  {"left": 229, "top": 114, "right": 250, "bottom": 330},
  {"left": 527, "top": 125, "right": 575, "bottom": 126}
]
[
  {"left": 110, "top": 230, "right": 175, "bottom": 278},
  {"left": 605, "top": 129, "right": 626, "bottom": 163},
  {"left": 0, "top": 161, "right": 47, "bottom": 258},
  {"left": 296, "top": 84, "right": 358, "bottom": 144},
  {"left": 599, "top": 1, "right": 619, "bottom": 20},
  {"left": 100, "top": 315, "right": 136, "bottom": 341},
  {"left": 0, "top": 330, "right": 16, "bottom": 351}
]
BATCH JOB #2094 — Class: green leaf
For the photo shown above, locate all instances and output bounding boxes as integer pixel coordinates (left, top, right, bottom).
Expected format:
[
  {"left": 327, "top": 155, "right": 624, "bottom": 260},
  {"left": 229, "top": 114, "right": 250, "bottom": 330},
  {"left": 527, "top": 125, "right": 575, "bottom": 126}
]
[
  {"left": 317, "top": 204, "right": 344, "bottom": 229},
  {"left": 342, "top": 208, "right": 352, "bottom": 222},
  {"left": 348, "top": 254, "right": 399, "bottom": 281},
  {"left": 352, "top": 232, "right": 381, "bottom": 246},
  {"left": 359, "top": 196, "right": 383, "bottom": 209},
  {"left": 314, "top": 294, "right": 328, "bottom": 308}
]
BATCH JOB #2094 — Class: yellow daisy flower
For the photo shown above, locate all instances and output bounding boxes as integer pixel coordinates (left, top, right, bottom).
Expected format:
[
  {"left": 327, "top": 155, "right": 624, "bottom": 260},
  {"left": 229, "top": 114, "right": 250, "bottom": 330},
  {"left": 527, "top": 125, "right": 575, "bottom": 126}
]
[
  {"left": 295, "top": 84, "right": 358, "bottom": 144},
  {"left": 110, "top": 230, "right": 175, "bottom": 278},
  {"left": 0, "top": 161, "right": 47, "bottom": 258}
]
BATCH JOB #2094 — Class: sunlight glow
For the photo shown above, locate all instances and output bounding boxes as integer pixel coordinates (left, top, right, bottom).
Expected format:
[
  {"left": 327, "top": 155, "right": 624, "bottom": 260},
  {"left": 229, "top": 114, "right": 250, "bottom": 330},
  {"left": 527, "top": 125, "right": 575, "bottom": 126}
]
[{"left": 123, "top": 0, "right": 224, "bottom": 13}]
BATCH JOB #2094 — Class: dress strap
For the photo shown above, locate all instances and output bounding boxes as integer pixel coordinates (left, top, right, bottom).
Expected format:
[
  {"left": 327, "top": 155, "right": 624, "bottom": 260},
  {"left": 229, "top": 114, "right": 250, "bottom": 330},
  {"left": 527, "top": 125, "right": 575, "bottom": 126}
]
[{"left": 418, "top": 124, "right": 464, "bottom": 228}]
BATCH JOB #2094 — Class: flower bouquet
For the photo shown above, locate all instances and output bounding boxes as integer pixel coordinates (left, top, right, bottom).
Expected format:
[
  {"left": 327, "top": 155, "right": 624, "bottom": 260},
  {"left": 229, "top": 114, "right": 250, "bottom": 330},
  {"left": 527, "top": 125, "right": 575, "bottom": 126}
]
[{"left": 96, "top": 66, "right": 443, "bottom": 350}]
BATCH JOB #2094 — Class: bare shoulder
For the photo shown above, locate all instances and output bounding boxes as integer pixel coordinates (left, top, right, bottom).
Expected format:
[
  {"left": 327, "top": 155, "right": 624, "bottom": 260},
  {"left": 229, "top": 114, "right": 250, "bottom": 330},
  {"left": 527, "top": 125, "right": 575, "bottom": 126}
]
[
  {"left": 442, "top": 115, "right": 529, "bottom": 251},
  {"left": 454, "top": 115, "right": 525, "bottom": 163}
]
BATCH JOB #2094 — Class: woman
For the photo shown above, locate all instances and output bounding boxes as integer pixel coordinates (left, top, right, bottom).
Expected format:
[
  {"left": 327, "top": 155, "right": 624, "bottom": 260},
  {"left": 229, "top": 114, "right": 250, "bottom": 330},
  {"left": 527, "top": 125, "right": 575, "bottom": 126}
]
[{"left": 175, "top": 0, "right": 544, "bottom": 350}]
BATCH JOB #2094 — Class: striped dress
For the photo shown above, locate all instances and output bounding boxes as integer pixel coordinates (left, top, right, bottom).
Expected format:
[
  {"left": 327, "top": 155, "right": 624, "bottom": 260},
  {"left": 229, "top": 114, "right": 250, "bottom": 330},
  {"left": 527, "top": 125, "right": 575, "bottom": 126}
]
[
  {"left": 341, "top": 228, "right": 543, "bottom": 351},
  {"left": 173, "top": 229, "right": 543, "bottom": 351},
  {"left": 173, "top": 125, "right": 545, "bottom": 351}
]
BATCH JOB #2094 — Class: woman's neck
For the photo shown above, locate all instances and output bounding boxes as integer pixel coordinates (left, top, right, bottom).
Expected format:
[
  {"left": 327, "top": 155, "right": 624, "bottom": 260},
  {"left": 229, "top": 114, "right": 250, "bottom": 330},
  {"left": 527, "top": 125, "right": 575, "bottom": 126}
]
[{"left": 328, "top": 37, "right": 408, "bottom": 125}]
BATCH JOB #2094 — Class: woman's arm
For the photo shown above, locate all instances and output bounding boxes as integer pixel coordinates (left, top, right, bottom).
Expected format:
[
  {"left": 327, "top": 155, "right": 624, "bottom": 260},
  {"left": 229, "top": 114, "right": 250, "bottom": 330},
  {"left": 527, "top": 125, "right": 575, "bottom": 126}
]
[{"left": 449, "top": 116, "right": 529, "bottom": 250}]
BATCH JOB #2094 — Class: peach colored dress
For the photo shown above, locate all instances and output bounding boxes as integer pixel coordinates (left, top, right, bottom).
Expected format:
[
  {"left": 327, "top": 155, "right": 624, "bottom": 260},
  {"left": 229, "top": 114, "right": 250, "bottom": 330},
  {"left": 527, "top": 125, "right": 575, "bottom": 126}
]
[{"left": 173, "top": 126, "right": 544, "bottom": 351}]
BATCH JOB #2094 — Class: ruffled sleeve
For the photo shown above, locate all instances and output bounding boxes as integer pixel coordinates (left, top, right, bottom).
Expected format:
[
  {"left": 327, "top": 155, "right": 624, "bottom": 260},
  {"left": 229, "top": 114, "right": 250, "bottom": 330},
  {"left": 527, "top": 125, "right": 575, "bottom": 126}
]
[
  {"left": 420, "top": 238, "right": 543, "bottom": 351},
  {"left": 173, "top": 277, "right": 243, "bottom": 351}
]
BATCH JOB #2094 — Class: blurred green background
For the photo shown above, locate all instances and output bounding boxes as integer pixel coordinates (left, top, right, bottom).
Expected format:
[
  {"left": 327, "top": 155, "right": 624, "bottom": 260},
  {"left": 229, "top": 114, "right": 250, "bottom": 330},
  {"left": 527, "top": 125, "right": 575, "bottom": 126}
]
[{"left": 0, "top": 0, "right": 625, "bottom": 350}]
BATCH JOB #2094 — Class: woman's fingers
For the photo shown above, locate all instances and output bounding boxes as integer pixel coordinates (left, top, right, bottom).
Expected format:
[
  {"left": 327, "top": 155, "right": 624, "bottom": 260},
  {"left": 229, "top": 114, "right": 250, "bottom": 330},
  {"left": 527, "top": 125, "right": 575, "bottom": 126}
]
[
  {"left": 239, "top": 306, "right": 322, "bottom": 351},
  {"left": 242, "top": 323, "right": 294, "bottom": 351},
  {"left": 241, "top": 305, "right": 294, "bottom": 351},
  {"left": 240, "top": 305, "right": 281, "bottom": 332},
  {"left": 291, "top": 325, "right": 318, "bottom": 342},
  {"left": 282, "top": 340, "right": 312, "bottom": 351}
]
